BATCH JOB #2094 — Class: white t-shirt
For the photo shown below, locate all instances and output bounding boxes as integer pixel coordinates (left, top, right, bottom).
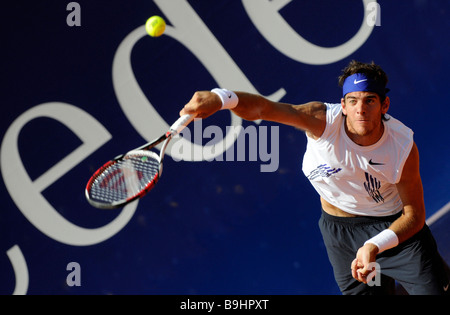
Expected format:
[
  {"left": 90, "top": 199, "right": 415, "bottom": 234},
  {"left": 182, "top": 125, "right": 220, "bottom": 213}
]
[{"left": 302, "top": 103, "right": 414, "bottom": 216}]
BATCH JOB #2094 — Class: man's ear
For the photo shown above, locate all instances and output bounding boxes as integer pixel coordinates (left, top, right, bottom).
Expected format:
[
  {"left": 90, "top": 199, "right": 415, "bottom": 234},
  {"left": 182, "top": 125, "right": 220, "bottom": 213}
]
[{"left": 381, "top": 96, "right": 390, "bottom": 114}]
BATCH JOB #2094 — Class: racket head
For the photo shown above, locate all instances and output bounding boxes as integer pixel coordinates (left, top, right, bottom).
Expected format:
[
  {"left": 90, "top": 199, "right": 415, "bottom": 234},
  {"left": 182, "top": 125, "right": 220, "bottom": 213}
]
[{"left": 85, "top": 150, "right": 161, "bottom": 209}]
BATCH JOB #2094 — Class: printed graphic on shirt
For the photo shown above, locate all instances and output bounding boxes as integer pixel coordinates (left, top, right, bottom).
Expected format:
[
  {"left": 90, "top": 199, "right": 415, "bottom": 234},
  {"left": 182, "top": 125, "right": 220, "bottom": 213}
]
[
  {"left": 307, "top": 164, "right": 342, "bottom": 180},
  {"left": 364, "top": 172, "right": 384, "bottom": 203}
]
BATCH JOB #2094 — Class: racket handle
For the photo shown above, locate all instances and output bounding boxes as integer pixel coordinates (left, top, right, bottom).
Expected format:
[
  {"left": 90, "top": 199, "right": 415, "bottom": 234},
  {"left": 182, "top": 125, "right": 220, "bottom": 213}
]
[{"left": 170, "top": 114, "right": 194, "bottom": 135}]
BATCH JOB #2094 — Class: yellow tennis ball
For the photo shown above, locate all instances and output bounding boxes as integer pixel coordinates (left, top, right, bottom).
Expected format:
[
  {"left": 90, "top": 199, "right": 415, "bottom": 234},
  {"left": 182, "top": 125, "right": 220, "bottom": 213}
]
[{"left": 145, "top": 16, "right": 166, "bottom": 37}]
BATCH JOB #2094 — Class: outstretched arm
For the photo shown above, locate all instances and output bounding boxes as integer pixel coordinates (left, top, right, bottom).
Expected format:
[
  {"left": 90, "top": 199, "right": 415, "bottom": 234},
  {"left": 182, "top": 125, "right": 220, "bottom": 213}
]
[{"left": 180, "top": 90, "right": 327, "bottom": 139}]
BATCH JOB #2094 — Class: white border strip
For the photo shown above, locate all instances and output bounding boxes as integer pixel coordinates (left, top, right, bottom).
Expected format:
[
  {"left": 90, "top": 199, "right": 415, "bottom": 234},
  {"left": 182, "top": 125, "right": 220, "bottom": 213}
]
[{"left": 426, "top": 201, "right": 450, "bottom": 226}]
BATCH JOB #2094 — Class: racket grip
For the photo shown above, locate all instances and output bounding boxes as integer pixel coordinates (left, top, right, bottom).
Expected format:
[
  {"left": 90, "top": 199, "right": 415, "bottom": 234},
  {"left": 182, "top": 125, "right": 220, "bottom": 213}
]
[{"left": 170, "top": 114, "right": 194, "bottom": 135}]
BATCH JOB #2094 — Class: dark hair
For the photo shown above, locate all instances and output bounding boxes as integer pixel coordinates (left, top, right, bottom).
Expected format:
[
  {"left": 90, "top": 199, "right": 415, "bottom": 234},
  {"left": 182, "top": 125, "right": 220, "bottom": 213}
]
[{"left": 339, "top": 60, "right": 390, "bottom": 120}]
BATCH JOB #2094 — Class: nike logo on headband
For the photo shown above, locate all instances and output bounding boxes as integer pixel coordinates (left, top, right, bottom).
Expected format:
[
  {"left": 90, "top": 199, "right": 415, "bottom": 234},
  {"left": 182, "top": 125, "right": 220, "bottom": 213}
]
[
  {"left": 343, "top": 73, "right": 387, "bottom": 97},
  {"left": 354, "top": 78, "right": 368, "bottom": 84}
]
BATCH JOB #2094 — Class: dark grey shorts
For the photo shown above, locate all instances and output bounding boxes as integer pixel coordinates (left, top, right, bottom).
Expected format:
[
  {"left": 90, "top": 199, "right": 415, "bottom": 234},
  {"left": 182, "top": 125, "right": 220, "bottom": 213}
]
[{"left": 318, "top": 209, "right": 449, "bottom": 295}]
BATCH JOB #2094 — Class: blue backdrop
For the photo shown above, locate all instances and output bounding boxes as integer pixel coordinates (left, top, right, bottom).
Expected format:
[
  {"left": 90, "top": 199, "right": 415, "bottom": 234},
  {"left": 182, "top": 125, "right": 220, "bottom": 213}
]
[{"left": 1, "top": 0, "right": 449, "bottom": 295}]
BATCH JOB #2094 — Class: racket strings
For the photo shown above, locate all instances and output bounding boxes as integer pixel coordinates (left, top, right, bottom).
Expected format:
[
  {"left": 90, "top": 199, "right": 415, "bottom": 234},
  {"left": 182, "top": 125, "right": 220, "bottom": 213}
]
[{"left": 89, "top": 153, "right": 160, "bottom": 204}]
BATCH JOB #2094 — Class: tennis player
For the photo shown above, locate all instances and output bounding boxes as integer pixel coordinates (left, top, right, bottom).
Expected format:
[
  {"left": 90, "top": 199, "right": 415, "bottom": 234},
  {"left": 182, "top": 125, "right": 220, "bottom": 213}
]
[{"left": 179, "top": 60, "right": 449, "bottom": 295}]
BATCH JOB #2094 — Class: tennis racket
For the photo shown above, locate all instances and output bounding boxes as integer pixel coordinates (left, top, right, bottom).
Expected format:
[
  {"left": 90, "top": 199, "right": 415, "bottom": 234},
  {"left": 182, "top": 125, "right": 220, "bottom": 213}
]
[{"left": 85, "top": 114, "right": 194, "bottom": 209}]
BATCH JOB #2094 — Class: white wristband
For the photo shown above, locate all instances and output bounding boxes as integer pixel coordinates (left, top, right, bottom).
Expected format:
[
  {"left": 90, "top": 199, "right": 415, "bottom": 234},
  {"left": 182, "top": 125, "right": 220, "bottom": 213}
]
[
  {"left": 211, "top": 88, "right": 238, "bottom": 110},
  {"left": 364, "top": 229, "right": 399, "bottom": 253}
]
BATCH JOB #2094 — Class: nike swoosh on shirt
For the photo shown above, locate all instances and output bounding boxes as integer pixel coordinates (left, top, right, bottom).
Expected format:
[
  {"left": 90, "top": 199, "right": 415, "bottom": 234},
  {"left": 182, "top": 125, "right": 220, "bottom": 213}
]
[
  {"left": 354, "top": 79, "right": 368, "bottom": 84},
  {"left": 369, "top": 159, "right": 385, "bottom": 165}
]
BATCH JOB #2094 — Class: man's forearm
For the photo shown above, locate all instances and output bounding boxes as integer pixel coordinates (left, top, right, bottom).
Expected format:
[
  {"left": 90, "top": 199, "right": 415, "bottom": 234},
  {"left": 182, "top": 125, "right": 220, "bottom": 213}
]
[{"left": 388, "top": 206, "right": 425, "bottom": 244}]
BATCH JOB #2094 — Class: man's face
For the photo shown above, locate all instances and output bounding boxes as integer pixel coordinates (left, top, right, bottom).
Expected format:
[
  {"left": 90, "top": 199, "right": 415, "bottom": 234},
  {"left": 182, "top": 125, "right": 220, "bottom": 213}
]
[{"left": 341, "top": 91, "right": 390, "bottom": 145}]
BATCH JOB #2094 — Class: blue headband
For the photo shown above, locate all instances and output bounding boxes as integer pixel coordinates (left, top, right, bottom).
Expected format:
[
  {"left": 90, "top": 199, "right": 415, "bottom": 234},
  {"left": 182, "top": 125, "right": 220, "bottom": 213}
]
[{"left": 342, "top": 73, "right": 389, "bottom": 98}]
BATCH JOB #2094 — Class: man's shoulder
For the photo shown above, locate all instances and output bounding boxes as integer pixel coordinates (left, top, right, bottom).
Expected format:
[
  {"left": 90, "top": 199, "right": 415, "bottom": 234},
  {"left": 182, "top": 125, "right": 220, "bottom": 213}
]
[
  {"left": 322, "top": 102, "right": 343, "bottom": 123},
  {"left": 323, "top": 102, "right": 341, "bottom": 110}
]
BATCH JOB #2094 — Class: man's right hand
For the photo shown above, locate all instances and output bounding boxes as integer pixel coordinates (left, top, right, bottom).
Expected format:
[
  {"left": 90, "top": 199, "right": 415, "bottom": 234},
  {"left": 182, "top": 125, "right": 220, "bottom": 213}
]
[{"left": 179, "top": 91, "right": 222, "bottom": 119}]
